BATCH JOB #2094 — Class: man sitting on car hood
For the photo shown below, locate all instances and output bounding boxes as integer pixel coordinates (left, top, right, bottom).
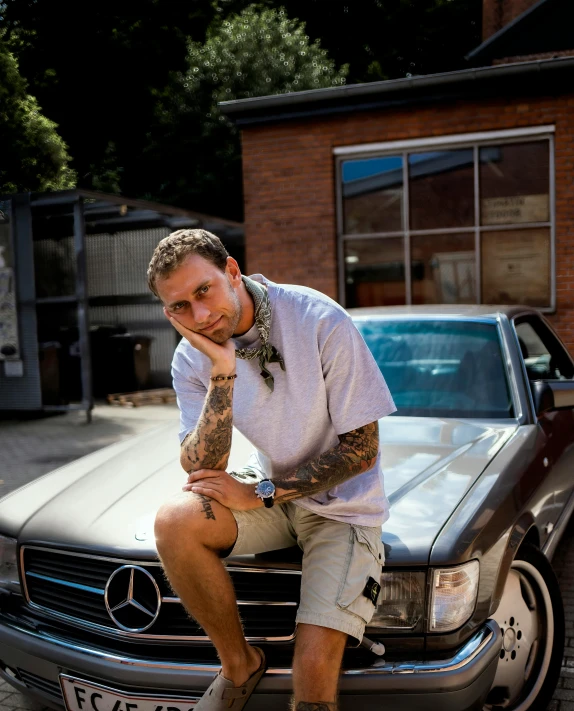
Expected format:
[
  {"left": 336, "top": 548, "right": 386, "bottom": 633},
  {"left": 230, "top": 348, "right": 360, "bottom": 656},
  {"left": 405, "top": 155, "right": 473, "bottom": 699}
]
[{"left": 148, "top": 229, "right": 396, "bottom": 711}]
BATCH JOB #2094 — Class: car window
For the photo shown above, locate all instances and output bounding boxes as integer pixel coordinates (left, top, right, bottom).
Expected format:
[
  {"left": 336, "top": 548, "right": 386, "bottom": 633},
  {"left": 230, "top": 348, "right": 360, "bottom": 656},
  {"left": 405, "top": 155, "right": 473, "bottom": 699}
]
[
  {"left": 515, "top": 318, "right": 574, "bottom": 381},
  {"left": 354, "top": 319, "right": 514, "bottom": 418}
]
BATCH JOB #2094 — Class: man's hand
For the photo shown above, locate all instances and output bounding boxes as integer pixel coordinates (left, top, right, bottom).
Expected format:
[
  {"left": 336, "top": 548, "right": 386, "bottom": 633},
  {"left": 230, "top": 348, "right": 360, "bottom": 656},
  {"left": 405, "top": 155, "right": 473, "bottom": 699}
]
[
  {"left": 183, "top": 469, "right": 264, "bottom": 511},
  {"left": 164, "top": 307, "right": 236, "bottom": 374}
]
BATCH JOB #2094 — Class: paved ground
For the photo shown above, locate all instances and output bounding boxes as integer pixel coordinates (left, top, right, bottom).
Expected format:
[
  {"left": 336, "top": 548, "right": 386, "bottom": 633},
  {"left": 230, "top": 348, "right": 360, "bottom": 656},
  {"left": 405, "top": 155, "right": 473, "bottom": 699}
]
[
  {"left": 0, "top": 403, "right": 180, "bottom": 498},
  {"left": 0, "top": 404, "right": 573, "bottom": 710}
]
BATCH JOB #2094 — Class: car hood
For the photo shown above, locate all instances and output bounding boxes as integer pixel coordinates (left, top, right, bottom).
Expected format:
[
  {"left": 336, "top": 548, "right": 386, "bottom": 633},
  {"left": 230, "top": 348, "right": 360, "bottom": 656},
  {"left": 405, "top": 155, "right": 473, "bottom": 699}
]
[
  {"left": 379, "top": 417, "right": 516, "bottom": 564},
  {"left": 0, "top": 417, "right": 516, "bottom": 565}
]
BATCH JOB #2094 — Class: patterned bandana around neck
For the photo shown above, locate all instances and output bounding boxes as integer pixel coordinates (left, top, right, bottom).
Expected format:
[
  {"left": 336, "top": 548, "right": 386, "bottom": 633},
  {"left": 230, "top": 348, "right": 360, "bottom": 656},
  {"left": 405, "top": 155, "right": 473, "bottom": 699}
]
[{"left": 235, "top": 276, "right": 285, "bottom": 392}]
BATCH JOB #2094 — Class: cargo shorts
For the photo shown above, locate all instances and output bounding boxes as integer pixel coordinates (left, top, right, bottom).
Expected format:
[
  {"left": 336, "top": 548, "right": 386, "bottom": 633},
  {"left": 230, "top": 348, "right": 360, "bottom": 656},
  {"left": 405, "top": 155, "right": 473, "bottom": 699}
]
[{"left": 227, "top": 502, "right": 385, "bottom": 644}]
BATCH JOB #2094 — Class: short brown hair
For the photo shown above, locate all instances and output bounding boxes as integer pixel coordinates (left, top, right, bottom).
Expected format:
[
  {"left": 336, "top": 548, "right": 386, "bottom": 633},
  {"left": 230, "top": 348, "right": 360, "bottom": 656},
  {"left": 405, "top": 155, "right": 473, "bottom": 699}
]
[{"left": 147, "top": 229, "right": 229, "bottom": 297}]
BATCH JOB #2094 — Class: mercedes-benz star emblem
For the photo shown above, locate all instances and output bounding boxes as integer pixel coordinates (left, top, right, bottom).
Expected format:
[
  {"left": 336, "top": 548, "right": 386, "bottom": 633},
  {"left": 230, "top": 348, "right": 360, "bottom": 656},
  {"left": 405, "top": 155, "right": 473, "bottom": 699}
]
[{"left": 104, "top": 565, "right": 161, "bottom": 632}]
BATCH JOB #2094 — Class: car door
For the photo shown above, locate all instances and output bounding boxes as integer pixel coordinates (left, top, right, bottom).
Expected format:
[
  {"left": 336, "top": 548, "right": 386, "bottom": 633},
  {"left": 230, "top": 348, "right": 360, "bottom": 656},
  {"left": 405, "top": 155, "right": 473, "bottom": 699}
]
[{"left": 514, "top": 315, "right": 574, "bottom": 533}]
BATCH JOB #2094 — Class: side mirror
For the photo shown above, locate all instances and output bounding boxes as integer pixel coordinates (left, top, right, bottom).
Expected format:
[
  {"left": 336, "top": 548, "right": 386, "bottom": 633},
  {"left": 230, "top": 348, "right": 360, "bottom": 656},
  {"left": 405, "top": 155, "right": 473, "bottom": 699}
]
[{"left": 532, "top": 380, "right": 574, "bottom": 416}]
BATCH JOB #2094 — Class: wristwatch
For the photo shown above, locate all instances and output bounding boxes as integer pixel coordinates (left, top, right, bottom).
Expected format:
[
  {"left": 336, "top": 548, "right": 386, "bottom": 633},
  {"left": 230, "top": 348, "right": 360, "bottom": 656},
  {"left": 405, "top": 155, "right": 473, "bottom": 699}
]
[{"left": 255, "top": 479, "right": 276, "bottom": 508}]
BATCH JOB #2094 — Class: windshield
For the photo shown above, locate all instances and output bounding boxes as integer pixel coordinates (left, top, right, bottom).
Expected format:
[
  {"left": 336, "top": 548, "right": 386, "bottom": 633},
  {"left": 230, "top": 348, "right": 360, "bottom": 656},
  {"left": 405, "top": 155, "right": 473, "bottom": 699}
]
[{"left": 354, "top": 319, "right": 514, "bottom": 418}]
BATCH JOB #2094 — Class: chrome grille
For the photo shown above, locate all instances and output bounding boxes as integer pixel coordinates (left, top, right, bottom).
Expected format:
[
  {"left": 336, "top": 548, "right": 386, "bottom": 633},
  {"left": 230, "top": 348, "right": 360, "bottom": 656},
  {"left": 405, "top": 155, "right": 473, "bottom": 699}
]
[{"left": 22, "top": 546, "right": 301, "bottom": 641}]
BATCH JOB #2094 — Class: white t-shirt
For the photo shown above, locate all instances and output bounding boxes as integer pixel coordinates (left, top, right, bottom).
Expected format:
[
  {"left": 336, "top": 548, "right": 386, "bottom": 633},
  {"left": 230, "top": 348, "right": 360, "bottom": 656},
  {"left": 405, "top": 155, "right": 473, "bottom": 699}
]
[{"left": 171, "top": 275, "right": 396, "bottom": 527}]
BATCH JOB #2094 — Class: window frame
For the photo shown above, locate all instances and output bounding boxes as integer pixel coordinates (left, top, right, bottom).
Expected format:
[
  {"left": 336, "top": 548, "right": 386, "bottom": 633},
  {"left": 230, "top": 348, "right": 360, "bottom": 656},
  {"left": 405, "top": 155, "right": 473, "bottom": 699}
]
[
  {"left": 514, "top": 314, "right": 574, "bottom": 379},
  {"left": 335, "top": 126, "right": 556, "bottom": 312},
  {"left": 510, "top": 312, "right": 574, "bottom": 420}
]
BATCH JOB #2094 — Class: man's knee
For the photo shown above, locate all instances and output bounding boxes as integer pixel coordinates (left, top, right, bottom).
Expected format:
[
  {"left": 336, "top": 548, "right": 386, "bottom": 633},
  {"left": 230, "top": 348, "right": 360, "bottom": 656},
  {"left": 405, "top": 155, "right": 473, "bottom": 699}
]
[
  {"left": 154, "top": 493, "right": 210, "bottom": 552},
  {"left": 154, "top": 492, "right": 236, "bottom": 556}
]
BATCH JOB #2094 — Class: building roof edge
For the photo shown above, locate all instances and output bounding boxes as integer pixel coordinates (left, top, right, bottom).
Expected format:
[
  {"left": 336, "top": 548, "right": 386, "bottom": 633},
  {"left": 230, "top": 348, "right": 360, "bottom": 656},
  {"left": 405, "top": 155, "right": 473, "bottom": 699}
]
[{"left": 219, "top": 56, "right": 574, "bottom": 126}]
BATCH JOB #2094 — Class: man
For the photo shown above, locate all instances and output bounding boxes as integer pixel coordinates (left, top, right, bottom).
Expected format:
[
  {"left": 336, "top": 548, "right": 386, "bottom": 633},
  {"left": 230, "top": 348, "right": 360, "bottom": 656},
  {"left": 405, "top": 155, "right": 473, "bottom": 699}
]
[{"left": 148, "top": 229, "right": 395, "bottom": 711}]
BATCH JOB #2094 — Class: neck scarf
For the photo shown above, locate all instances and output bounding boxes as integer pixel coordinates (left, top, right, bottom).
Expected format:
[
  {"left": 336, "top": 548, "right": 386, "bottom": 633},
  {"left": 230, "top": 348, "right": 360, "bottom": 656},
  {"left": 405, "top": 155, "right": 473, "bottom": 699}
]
[{"left": 235, "top": 276, "right": 285, "bottom": 391}]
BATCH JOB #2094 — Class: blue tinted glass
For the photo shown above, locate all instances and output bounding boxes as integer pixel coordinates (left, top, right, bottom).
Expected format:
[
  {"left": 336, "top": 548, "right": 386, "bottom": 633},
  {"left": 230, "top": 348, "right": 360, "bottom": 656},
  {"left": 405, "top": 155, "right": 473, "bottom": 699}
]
[
  {"left": 342, "top": 156, "right": 404, "bottom": 234},
  {"left": 342, "top": 156, "right": 403, "bottom": 184},
  {"left": 354, "top": 319, "right": 513, "bottom": 418}
]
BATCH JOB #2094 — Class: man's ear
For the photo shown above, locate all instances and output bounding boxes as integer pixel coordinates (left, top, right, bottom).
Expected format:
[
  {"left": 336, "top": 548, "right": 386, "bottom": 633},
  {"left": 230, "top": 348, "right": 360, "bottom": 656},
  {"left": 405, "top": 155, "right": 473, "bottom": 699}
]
[{"left": 225, "top": 257, "right": 242, "bottom": 286}]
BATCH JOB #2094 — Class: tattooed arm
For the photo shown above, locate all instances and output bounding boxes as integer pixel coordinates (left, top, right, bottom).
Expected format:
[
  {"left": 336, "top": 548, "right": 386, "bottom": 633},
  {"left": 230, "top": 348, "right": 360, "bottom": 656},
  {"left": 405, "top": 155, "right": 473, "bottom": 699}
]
[
  {"left": 180, "top": 379, "right": 234, "bottom": 473},
  {"left": 184, "top": 421, "right": 379, "bottom": 510},
  {"left": 273, "top": 421, "right": 379, "bottom": 504}
]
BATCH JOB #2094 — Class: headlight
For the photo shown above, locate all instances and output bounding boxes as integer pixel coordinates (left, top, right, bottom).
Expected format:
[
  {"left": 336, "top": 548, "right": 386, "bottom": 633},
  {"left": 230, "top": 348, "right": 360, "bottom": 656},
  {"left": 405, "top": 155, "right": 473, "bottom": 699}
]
[
  {"left": 368, "top": 571, "right": 426, "bottom": 631},
  {"left": 429, "top": 560, "right": 479, "bottom": 632},
  {"left": 0, "top": 535, "right": 20, "bottom": 593}
]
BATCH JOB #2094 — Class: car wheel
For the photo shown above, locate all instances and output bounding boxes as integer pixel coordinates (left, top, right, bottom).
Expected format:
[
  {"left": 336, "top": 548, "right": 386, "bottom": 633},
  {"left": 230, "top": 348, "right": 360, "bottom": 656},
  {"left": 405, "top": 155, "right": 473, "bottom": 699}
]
[{"left": 484, "top": 543, "right": 564, "bottom": 710}]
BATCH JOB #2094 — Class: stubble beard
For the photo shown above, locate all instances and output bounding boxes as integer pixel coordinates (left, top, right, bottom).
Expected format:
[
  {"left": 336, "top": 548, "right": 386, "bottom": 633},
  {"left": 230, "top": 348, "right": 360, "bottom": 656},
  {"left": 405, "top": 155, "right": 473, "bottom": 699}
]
[{"left": 203, "top": 285, "right": 243, "bottom": 344}]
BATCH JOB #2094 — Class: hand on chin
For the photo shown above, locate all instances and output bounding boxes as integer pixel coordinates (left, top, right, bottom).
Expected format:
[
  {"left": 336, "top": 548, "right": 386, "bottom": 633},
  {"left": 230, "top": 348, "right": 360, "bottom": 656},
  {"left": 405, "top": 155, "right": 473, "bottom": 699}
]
[{"left": 164, "top": 310, "right": 235, "bottom": 367}]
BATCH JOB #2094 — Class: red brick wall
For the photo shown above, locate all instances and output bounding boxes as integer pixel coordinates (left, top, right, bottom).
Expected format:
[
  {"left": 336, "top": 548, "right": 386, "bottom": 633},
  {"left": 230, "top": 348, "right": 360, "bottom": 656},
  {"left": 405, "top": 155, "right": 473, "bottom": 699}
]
[
  {"left": 482, "top": 0, "right": 540, "bottom": 41},
  {"left": 240, "top": 94, "right": 574, "bottom": 351},
  {"left": 494, "top": 50, "right": 574, "bottom": 65}
]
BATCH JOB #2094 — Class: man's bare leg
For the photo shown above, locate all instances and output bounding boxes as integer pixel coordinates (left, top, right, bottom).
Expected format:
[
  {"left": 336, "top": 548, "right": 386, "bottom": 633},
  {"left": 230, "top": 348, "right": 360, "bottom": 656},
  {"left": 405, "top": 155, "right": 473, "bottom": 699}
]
[
  {"left": 292, "top": 624, "right": 347, "bottom": 710},
  {"left": 154, "top": 492, "right": 261, "bottom": 686}
]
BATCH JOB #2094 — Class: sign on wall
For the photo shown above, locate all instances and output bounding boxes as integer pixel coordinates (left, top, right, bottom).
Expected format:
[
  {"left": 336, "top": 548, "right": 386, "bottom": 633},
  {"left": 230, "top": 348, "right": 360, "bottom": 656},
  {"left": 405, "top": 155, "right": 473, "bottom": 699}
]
[
  {"left": 481, "top": 194, "right": 549, "bottom": 225},
  {"left": 0, "top": 201, "right": 21, "bottom": 361},
  {"left": 481, "top": 229, "right": 550, "bottom": 307}
]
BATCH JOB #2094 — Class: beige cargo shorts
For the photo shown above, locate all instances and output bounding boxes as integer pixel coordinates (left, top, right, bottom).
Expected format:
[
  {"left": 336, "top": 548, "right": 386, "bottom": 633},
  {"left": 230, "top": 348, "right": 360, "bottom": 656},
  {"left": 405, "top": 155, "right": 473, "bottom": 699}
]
[{"left": 228, "top": 502, "right": 385, "bottom": 644}]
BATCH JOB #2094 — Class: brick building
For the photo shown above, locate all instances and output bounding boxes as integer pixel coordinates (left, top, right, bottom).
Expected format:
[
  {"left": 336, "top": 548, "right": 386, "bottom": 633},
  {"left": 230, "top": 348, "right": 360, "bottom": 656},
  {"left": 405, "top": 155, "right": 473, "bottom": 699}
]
[{"left": 220, "top": 0, "right": 574, "bottom": 350}]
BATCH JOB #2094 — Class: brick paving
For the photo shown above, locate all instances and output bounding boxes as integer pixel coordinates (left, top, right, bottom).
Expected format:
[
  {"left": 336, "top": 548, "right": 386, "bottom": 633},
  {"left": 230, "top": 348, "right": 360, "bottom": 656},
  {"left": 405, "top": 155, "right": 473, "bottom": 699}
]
[
  {"left": 0, "top": 403, "right": 180, "bottom": 498},
  {"left": 0, "top": 404, "right": 573, "bottom": 710},
  {"left": 0, "top": 403, "right": 180, "bottom": 711},
  {"left": 548, "top": 515, "right": 574, "bottom": 711}
]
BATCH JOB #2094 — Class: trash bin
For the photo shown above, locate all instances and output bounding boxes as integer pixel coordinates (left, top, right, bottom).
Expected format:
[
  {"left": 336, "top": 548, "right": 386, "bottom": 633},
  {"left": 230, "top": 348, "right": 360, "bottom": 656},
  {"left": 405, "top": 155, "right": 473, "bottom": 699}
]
[
  {"left": 38, "top": 341, "right": 61, "bottom": 405},
  {"left": 108, "top": 334, "right": 152, "bottom": 394},
  {"left": 90, "top": 328, "right": 152, "bottom": 397}
]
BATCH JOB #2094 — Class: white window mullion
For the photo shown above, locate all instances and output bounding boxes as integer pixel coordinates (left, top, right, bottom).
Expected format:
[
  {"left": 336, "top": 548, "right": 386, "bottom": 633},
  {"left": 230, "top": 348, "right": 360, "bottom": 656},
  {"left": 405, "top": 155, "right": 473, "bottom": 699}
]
[{"left": 403, "top": 151, "right": 411, "bottom": 306}]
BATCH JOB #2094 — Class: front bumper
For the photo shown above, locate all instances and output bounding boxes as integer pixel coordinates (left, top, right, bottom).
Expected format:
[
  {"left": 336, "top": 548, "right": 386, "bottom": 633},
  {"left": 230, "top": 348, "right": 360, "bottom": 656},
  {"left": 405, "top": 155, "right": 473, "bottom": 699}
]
[{"left": 0, "top": 615, "right": 501, "bottom": 711}]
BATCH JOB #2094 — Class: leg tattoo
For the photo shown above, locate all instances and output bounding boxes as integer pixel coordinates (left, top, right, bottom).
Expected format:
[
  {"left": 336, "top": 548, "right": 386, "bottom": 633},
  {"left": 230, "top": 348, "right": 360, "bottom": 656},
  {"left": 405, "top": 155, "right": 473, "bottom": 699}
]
[{"left": 198, "top": 494, "right": 216, "bottom": 521}]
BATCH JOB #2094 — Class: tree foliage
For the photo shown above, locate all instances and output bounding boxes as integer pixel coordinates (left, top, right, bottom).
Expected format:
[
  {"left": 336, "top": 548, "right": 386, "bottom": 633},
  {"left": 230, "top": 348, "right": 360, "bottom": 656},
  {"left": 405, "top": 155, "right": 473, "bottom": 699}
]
[
  {"left": 0, "top": 0, "right": 216, "bottom": 193},
  {"left": 0, "top": 0, "right": 482, "bottom": 216},
  {"left": 0, "top": 39, "right": 74, "bottom": 193},
  {"left": 144, "top": 6, "right": 348, "bottom": 219},
  {"left": 186, "top": 6, "right": 347, "bottom": 102}
]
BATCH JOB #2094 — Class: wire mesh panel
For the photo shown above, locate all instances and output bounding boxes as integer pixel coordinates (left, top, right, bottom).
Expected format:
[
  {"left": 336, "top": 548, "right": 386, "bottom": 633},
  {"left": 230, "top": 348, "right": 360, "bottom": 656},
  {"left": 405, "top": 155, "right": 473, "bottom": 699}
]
[
  {"left": 86, "top": 227, "right": 173, "bottom": 391},
  {"left": 86, "top": 228, "right": 169, "bottom": 298}
]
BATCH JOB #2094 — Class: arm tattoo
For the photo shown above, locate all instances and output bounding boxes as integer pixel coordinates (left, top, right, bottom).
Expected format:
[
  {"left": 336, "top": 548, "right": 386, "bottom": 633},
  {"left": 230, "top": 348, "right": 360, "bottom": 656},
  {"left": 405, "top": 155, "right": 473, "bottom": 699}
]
[
  {"left": 202, "top": 414, "right": 233, "bottom": 468},
  {"left": 198, "top": 494, "right": 216, "bottom": 521},
  {"left": 296, "top": 704, "right": 336, "bottom": 711},
  {"left": 274, "top": 422, "right": 379, "bottom": 504},
  {"left": 181, "top": 382, "right": 234, "bottom": 472}
]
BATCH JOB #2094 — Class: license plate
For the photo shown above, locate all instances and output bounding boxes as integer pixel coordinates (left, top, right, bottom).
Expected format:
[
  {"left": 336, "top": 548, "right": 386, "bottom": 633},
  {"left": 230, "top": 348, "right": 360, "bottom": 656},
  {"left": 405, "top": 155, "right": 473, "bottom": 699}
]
[{"left": 60, "top": 675, "right": 199, "bottom": 711}]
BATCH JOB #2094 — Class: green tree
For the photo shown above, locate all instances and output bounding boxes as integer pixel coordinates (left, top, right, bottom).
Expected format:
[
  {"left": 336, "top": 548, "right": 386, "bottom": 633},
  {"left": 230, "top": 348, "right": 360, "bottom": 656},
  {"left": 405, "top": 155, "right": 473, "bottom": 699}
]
[
  {"left": 145, "top": 5, "right": 348, "bottom": 219},
  {"left": 0, "top": 39, "right": 74, "bottom": 193},
  {"left": 0, "top": 0, "right": 482, "bottom": 214},
  {"left": 0, "top": 0, "right": 218, "bottom": 195}
]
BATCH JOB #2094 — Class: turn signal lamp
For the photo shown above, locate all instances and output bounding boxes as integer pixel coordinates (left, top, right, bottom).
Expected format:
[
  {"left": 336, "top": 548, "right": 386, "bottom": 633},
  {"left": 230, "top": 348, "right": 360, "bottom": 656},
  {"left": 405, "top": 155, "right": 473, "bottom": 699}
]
[{"left": 429, "top": 560, "right": 480, "bottom": 632}]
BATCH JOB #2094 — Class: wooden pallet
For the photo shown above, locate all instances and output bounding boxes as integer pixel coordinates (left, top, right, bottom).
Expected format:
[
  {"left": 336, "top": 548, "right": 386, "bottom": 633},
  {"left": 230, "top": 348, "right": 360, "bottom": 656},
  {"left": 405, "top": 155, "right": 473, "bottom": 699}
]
[{"left": 107, "top": 388, "right": 177, "bottom": 408}]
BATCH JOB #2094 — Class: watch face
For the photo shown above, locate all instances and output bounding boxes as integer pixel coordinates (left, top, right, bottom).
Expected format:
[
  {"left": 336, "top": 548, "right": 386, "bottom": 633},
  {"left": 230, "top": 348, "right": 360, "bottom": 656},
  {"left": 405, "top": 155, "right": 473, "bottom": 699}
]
[{"left": 258, "top": 480, "right": 275, "bottom": 497}]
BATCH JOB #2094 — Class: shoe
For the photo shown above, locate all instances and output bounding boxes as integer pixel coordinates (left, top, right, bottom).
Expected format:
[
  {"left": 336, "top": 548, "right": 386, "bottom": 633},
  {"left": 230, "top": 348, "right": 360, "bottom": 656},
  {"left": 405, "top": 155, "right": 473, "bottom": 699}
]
[{"left": 195, "top": 647, "right": 266, "bottom": 709}]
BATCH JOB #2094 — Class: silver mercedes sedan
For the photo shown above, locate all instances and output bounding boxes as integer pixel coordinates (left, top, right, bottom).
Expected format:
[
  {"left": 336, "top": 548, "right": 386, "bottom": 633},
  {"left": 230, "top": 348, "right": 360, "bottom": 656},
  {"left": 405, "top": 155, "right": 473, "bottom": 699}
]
[{"left": 1, "top": 305, "right": 574, "bottom": 711}]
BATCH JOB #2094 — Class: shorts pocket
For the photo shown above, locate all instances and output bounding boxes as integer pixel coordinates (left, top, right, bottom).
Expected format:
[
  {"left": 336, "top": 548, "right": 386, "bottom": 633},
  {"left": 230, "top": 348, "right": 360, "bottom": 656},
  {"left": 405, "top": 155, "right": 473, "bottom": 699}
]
[{"left": 336, "top": 525, "right": 384, "bottom": 624}]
